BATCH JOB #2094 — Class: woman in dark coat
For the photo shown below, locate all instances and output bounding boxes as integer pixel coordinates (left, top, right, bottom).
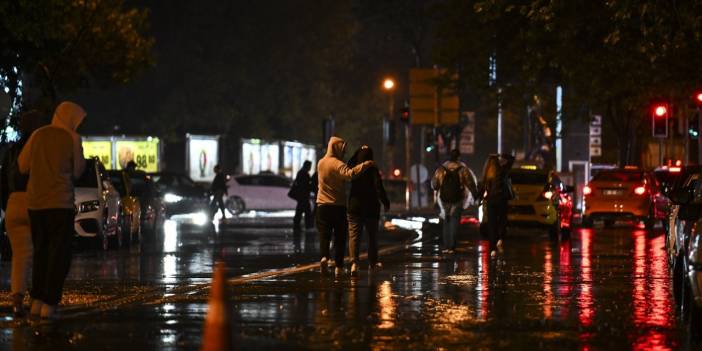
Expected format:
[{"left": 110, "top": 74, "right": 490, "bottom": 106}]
[{"left": 347, "top": 145, "right": 390, "bottom": 275}]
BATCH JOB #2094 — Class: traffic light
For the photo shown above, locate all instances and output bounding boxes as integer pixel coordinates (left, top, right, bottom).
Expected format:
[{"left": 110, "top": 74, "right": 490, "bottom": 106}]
[
  {"left": 651, "top": 102, "right": 669, "bottom": 138},
  {"left": 695, "top": 91, "right": 702, "bottom": 107},
  {"left": 424, "top": 128, "right": 435, "bottom": 152},
  {"left": 399, "top": 107, "right": 410, "bottom": 123}
]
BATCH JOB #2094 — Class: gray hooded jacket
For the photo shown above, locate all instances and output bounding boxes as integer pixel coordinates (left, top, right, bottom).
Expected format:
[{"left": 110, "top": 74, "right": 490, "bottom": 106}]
[
  {"left": 316, "top": 136, "right": 372, "bottom": 206},
  {"left": 19, "top": 101, "right": 86, "bottom": 209}
]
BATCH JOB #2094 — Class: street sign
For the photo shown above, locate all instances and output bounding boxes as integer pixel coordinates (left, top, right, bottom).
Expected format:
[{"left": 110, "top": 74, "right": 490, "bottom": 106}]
[
  {"left": 459, "top": 112, "right": 475, "bottom": 155},
  {"left": 409, "top": 68, "right": 459, "bottom": 125},
  {"left": 589, "top": 115, "right": 602, "bottom": 158}
]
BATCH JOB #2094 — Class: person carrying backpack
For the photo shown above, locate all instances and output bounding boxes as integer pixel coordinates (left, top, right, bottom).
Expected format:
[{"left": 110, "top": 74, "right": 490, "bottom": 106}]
[
  {"left": 431, "top": 149, "right": 478, "bottom": 254},
  {"left": 481, "top": 153, "right": 515, "bottom": 258}
]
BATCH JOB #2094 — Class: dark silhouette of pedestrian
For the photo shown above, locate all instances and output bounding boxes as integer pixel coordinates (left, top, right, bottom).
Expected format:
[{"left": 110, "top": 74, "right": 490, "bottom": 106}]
[
  {"left": 347, "top": 145, "right": 389, "bottom": 275},
  {"left": 210, "top": 165, "right": 228, "bottom": 221},
  {"left": 431, "top": 149, "right": 478, "bottom": 254},
  {"left": 1, "top": 110, "right": 46, "bottom": 316},
  {"left": 18, "top": 101, "right": 87, "bottom": 319},
  {"left": 316, "top": 137, "right": 374, "bottom": 276},
  {"left": 481, "top": 154, "right": 515, "bottom": 258},
  {"left": 290, "top": 160, "right": 313, "bottom": 230}
]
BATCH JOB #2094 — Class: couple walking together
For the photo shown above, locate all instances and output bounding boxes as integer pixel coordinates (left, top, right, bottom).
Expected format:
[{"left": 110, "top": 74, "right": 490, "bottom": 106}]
[
  {"left": 431, "top": 150, "right": 514, "bottom": 258},
  {"left": 315, "top": 136, "right": 389, "bottom": 276},
  {"left": 3, "top": 101, "right": 86, "bottom": 319}
]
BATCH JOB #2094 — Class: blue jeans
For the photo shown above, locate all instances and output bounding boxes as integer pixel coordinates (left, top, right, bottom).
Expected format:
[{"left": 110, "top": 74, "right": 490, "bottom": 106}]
[{"left": 442, "top": 202, "right": 462, "bottom": 250}]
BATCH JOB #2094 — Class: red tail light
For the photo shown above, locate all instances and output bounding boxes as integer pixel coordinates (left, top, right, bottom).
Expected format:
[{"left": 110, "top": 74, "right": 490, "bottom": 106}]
[
  {"left": 634, "top": 186, "right": 647, "bottom": 195},
  {"left": 583, "top": 186, "right": 592, "bottom": 195}
]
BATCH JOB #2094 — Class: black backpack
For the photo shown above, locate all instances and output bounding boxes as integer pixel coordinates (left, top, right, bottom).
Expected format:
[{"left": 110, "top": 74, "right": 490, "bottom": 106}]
[{"left": 440, "top": 166, "right": 464, "bottom": 203}]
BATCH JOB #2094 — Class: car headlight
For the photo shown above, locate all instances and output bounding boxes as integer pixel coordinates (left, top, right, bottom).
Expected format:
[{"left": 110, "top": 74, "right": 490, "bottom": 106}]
[
  {"left": 79, "top": 200, "right": 100, "bottom": 213},
  {"left": 164, "top": 193, "right": 184, "bottom": 203}
]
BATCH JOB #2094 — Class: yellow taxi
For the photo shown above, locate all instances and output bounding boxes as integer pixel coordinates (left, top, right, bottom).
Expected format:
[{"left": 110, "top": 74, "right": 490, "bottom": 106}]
[{"left": 506, "top": 166, "right": 573, "bottom": 235}]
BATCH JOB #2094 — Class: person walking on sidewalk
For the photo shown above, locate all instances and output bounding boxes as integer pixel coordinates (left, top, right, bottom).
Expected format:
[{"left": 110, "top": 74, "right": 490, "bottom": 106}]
[
  {"left": 290, "top": 160, "right": 313, "bottom": 230},
  {"left": 481, "top": 153, "right": 515, "bottom": 258},
  {"left": 431, "top": 149, "right": 478, "bottom": 254},
  {"left": 18, "top": 101, "right": 87, "bottom": 320},
  {"left": 347, "top": 146, "right": 390, "bottom": 275},
  {"left": 210, "top": 165, "right": 228, "bottom": 221},
  {"left": 1, "top": 111, "right": 46, "bottom": 316},
  {"left": 316, "top": 137, "right": 374, "bottom": 276}
]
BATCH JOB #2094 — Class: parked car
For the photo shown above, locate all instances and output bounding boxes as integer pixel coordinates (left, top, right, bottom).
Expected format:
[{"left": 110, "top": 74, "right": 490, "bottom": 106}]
[
  {"left": 479, "top": 167, "right": 573, "bottom": 237},
  {"left": 665, "top": 170, "right": 700, "bottom": 306},
  {"left": 127, "top": 171, "right": 166, "bottom": 234},
  {"left": 226, "top": 173, "right": 296, "bottom": 214},
  {"left": 74, "top": 158, "right": 122, "bottom": 250},
  {"left": 107, "top": 170, "right": 142, "bottom": 246},
  {"left": 150, "top": 172, "right": 209, "bottom": 218},
  {"left": 582, "top": 168, "right": 668, "bottom": 228}
]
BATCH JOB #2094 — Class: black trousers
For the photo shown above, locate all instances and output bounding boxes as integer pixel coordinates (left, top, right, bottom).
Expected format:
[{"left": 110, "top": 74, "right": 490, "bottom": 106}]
[
  {"left": 210, "top": 190, "right": 226, "bottom": 218},
  {"left": 348, "top": 214, "right": 379, "bottom": 265},
  {"left": 28, "top": 208, "right": 75, "bottom": 305},
  {"left": 487, "top": 201, "right": 508, "bottom": 250},
  {"left": 293, "top": 199, "right": 313, "bottom": 229},
  {"left": 316, "top": 205, "right": 347, "bottom": 268}
]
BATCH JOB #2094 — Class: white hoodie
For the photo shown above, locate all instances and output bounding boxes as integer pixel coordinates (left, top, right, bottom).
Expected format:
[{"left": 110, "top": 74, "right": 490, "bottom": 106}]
[
  {"left": 316, "top": 136, "right": 372, "bottom": 206},
  {"left": 18, "top": 101, "right": 86, "bottom": 209}
]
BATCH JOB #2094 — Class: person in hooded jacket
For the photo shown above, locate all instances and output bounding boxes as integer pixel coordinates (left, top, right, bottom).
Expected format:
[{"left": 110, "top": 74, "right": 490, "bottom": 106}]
[
  {"left": 316, "top": 136, "right": 374, "bottom": 275},
  {"left": 1, "top": 110, "right": 46, "bottom": 316},
  {"left": 347, "top": 145, "right": 389, "bottom": 275},
  {"left": 481, "top": 153, "right": 515, "bottom": 258},
  {"left": 18, "top": 101, "right": 86, "bottom": 319}
]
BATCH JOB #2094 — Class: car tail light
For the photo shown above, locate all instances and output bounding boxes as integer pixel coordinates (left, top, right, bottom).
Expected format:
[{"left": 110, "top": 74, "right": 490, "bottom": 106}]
[
  {"left": 634, "top": 186, "right": 647, "bottom": 195},
  {"left": 583, "top": 185, "right": 592, "bottom": 195}
]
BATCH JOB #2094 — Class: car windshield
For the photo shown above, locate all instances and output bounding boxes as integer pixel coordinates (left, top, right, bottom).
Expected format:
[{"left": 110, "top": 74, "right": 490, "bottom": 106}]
[
  {"left": 236, "top": 175, "right": 291, "bottom": 188},
  {"left": 509, "top": 171, "right": 548, "bottom": 185},
  {"left": 593, "top": 171, "right": 643, "bottom": 182},
  {"left": 75, "top": 159, "right": 98, "bottom": 188}
]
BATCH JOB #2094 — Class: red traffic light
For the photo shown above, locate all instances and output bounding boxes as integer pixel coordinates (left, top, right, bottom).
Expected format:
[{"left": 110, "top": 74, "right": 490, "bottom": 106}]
[
  {"left": 654, "top": 105, "right": 668, "bottom": 117},
  {"left": 695, "top": 92, "right": 702, "bottom": 106},
  {"left": 399, "top": 107, "right": 410, "bottom": 123}
]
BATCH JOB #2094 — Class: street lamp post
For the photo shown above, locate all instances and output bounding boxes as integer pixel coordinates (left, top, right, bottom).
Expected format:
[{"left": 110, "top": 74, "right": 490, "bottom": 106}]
[{"left": 383, "top": 78, "right": 395, "bottom": 175}]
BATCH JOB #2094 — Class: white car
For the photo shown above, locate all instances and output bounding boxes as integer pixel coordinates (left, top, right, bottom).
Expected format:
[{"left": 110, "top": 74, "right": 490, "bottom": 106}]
[
  {"left": 226, "top": 173, "right": 298, "bottom": 214},
  {"left": 74, "top": 158, "right": 122, "bottom": 250}
]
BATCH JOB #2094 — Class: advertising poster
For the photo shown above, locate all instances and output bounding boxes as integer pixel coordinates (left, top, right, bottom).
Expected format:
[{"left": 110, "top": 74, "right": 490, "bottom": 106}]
[
  {"left": 82, "top": 140, "right": 113, "bottom": 169},
  {"left": 187, "top": 135, "right": 219, "bottom": 182},
  {"left": 115, "top": 138, "right": 160, "bottom": 173},
  {"left": 260, "top": 143, "right": 280, "bottom": 174},
  {"left": 241, "top": 139, "right": 261, "bottom": 175}
]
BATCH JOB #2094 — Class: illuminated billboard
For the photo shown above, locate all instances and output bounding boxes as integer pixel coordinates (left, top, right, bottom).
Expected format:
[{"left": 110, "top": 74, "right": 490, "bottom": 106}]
[
  {"left": 83, "top": 139, "right": 113, "bottom": 169},
  {"left": 114, "top": 138, "right": 160, "bottom": 173},
  {"left": 187, "top": 134, "right": 219, "bottom": 182}
]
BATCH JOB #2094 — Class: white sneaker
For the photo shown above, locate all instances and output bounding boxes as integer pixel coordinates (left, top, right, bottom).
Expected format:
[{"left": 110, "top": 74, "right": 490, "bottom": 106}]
[
  {"left": 335, "top": 267, "right": 343, "bottom": 276},
  {"left": 30, "top": 300, "right": 43, "bottom": 317},
  {"left": 350, "top": 263, "right": 359, "bottom": 276},
  {"left": 40, "top": 304, "right": 56, "bottom": 320},
  {"left": 320, "top": 257, "right": 329, "bottom": 273},
  {"left": 490, "top": 250, "right": 497, "bottom": 258}
]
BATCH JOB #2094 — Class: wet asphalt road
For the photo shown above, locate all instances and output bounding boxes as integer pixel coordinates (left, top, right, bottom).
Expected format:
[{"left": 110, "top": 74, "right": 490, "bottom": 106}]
[{"left": 0, "top": 216, "right": 697, "bottom": 350}]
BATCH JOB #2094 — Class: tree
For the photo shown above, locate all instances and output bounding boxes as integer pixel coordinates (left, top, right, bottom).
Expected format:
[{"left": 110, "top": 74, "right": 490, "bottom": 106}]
[{"left": 0, "top": 0, "right": 153, "bottom": 134}]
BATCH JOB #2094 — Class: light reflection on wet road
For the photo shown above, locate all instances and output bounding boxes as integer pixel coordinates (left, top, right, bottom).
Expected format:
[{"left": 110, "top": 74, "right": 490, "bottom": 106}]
[{"left": 0, "top": 219, "right": 697, "bottom": 350}]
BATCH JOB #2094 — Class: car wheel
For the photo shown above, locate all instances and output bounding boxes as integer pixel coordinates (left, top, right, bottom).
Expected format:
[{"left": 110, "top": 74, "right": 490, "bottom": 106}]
[{"left": 226, "top": 196, "right": 246, "bottom": 216}]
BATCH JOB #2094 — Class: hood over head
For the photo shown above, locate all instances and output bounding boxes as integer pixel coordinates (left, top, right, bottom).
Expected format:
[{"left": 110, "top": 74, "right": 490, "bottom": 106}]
[
  {"left": 326, "top": 136, "right": 346, "bottom": 159},
  {"left": 51, "top": 101, "right": 86, "bottom": 132}
]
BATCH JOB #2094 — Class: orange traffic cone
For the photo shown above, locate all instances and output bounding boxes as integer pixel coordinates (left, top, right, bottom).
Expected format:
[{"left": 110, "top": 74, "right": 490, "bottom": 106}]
[{"left": 201, "top": 261, "right": 232, "bottom": 351}]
